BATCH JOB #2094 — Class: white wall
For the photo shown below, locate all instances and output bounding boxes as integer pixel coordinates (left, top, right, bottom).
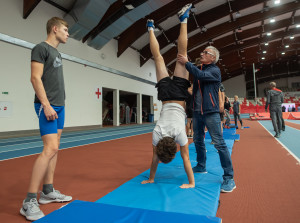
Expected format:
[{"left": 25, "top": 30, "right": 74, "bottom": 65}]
[
  {"left": 0, "top": 0, "right": 162, "bottom": 132},
  {"left": 222, "top": 74, "right": 247, "bottom": 98},
  {"left": 257, "top": 76, "right": 300, "bottom": 97}
]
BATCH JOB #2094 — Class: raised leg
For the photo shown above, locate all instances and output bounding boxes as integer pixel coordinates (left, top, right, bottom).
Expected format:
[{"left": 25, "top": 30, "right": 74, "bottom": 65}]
[{"left": 148, "top": 20, "right": 169, "bottom": 82}]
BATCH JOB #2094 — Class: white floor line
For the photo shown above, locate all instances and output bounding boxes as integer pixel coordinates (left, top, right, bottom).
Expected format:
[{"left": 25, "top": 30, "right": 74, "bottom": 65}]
[{"left": 258, "top": 121, "right": 300, "bottom": 163}]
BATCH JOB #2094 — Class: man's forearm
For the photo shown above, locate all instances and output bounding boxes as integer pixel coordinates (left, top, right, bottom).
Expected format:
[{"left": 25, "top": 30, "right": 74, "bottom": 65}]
[{"left": 31, "top": 77, "right": 50, "bottom": 107}]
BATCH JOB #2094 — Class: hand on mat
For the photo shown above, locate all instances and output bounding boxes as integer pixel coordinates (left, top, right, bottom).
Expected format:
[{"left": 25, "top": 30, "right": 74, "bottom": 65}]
[
  {"left": 180, "top": 183, "right": 195, "bottom": 189},
  {"left": 141, "top": 179, "right": 154, "bottom": 184}
]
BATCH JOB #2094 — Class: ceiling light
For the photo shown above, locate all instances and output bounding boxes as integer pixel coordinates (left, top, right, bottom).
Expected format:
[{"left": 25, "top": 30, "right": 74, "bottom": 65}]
[
  {"left": 235, "top": 11, "right": 241, "bottom": 18},
  {"left": 237, "top": 27, "right": 242, "bottom": 33},
  {"left": 267, "top": 32, "right": 272, "bottom": 36},
  {"left": 262, "top": 57, "right": 265, "bottom": 60},
  {"left": 285, "top": 45, "right": 289, "bottom": 48},
  {"left": 270, "top": 18, "right": 275, "bottom": 23},
  {"left": 290, "top": 36, "right": 294, "bottom": 39},
  {"left": 265, "top": 42, "right": 269, "bottom": 46},
  {"left": 274, "top": 0, "right": 280, "bottom": 5},
  {"left": 201, "top": 26, "right": 207, "bottom": 32},
  {"left": 263, "top": 51, "right": 267, "bottom": 53},
  {"left": 125, "top": 4, "right": 134, "bottom": 10},
  {"left": 296, "top": 24, "right": 300, "bottom": 28},
  {"left": 239, "top": 40, "right": 244, "bottom": 44},
  {"left": 281, "top": 52, "right": 285, "bottom": 55}
]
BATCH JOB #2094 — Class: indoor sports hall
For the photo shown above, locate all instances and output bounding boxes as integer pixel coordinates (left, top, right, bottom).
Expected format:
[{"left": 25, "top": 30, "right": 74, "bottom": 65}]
[{"left": 0, "top": 1, "right": 299, "bottom": 222}]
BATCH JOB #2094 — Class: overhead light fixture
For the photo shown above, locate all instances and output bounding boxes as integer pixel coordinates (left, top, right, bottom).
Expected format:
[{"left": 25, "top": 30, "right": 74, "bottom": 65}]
[
  {"left": 239, "top": 40, "right": 244, "bottom": 44},
  {"left": 125, "top": 4, "right": 134, "bottom": 9},
  {"left": 290, "top": 36, "right": 294, "bottom": 39},
  {"left": 274, "top": 0, "right": 280, "bottom": 5},
  {"left": 267, "top": 32, "right": 272, "bottom": 36},
  {"left": 237, "top": 27, "right": 242, "bottom": 33},
  {"left": 285, "top": 45, "right": 289, "bottom": 48},
  {"left": 262, "top": 57, "right": 265, "bottom": 60},
  {"left": 201, "top": 26, "right": 207, "bottom": 32},
  {"left": 270, "top": 18, "right": 275, "bottom": 23},
  {"left": 265, "top": 42, "right": 269, "bottom": 46},
  {"left": 235, "top": 11, "right": 241, "bottom": 18},
  {"left": 296, "top": 24, "right": 300, "bottom": 28},
  {"left": 281, "top": 52, "right": 285, "bottom": 55},
  {"left": 263, "top": 51, "right": 267, "bottom": 53},
  {"left": 240, "top": 49, "right": 245, "bottom": 52}
]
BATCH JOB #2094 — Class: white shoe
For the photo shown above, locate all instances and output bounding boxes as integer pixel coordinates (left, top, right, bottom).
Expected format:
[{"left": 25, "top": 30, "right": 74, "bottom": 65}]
[
  {"left": 20, "top": 198, "right": 45, "bottom": 221},
  {"left": 39, "top": 189, "right": 72, "bottom": 204}
]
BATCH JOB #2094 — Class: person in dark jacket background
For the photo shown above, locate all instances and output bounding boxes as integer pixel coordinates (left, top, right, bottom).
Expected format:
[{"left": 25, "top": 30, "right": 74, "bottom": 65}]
[
  {"left": 265, "top": 82, "right": 284, "bottom": 138},
  {"left": 177, "top": 46, "right": 236, "bottom": 193}
]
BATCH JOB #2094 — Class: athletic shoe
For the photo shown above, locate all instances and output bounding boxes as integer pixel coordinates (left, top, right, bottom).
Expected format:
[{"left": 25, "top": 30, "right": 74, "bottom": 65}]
[
  {"left": 178, "top": 3, "right": 193, "bottom": 22},
  {"left": 192, "top": 164, "right": 207, "bottom": 173},
  {"left": 221, "top": 179, "right": 236, "bottom": 193},
  {"left": 146, "top": 19, "right": 155, "bottom": 30},
  {"left": 20, "top": 198, "right": 45, "bottom": 221},
  {"left": 241, "top": 126, "right": 244, "bottom": 129},
  {"left": 39, "top": 189, "right": 72, "bottom": 204}
]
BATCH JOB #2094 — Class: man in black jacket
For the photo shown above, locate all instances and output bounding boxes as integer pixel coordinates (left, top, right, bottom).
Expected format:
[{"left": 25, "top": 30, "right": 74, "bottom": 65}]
[{"left": 265, "top": 82, "right": 284, "bottom": 138}]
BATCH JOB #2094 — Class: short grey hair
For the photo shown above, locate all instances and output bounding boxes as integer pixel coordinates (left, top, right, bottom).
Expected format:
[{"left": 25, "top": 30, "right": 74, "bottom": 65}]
[
  {"left": 205, "top": 46, "right": 220, "bottom": 63},
  {"left": 270, "top": 82, "right": 276, "bottom": 87}
]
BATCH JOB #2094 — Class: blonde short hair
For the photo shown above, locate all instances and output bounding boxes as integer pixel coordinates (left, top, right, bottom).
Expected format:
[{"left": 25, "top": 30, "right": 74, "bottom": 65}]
[{"left": 46, "top": 17, "right": 68, "bottom": 34}]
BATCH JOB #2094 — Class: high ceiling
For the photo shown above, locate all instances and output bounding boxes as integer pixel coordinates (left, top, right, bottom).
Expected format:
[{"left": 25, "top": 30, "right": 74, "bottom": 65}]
[{"left": 24, "top": 0, "right": 300, "bottom": 90}]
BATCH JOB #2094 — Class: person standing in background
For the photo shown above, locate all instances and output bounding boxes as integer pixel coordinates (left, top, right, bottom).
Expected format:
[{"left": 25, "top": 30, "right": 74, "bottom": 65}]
[
  {"left": 265, "top": 82, "right": 283, "bottom": 138},
  {"left": 233, "top": 95, "right": 243, "bottom": 129}
]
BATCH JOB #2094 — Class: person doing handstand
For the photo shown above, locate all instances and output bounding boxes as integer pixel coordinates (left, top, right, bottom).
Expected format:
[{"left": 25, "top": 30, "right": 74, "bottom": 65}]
[{"left": 141, "top": 4, "right": 195, "bottom": 189}]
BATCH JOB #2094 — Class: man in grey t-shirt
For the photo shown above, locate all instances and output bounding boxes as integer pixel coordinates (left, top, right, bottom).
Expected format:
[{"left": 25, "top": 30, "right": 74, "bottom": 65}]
[{"left": 20, "top": 17, "right": 72, "bottom": 221}]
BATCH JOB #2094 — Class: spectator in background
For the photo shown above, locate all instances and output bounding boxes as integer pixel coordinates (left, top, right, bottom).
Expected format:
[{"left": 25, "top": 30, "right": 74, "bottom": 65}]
[
  {"left": 265, "top": 82, "right": 283, "bottom": 138},
  {"left": 281, "top": 105, "right": 286, "bottom": 112},
  {"left": 186, "top": 83, "right": 193, "bottom": 138},
  {"left": 219, "top": 83, "right": 225, "bottom": 133},
  {"left": 292, "top": 106, "right": 296, "bottom": 112},
  {"left": 224, "top": 96, "right": 231, "bottom": 128},
  {"left": 233, "top": 95, "right": 243, "bottom": 129}
]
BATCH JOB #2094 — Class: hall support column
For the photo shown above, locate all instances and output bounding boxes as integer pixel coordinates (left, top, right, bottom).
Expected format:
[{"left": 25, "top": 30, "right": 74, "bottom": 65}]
[
  {"left": 137, "top": 93, "right": 142, "bottom": 124},
  {"left": 113, "top": 89, "right": 119, "bottom": 126}
]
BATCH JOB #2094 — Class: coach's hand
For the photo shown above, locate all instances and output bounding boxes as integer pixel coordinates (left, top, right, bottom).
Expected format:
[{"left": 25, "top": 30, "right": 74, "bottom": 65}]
[{"left": 177, "top": 54, "right": 189, "bottom": 65}]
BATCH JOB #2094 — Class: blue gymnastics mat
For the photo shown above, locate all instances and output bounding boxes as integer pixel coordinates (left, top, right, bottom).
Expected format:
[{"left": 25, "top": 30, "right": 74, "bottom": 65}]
[
  {"left": 35, "top": 200, "right": 221, "bottom": 223},
  {"left": 205, "top": 128, "right": 240, "bottom": 141},
  {"left": 96, "top": 140, "right": 234, "bottom": 217},
  {"left": 36, "top": 135, "right": 236, "bottom": 222}
]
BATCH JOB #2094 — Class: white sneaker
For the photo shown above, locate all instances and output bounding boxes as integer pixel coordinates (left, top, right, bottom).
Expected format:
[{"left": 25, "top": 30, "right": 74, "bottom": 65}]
[
  {"left": 241, "top": 126, "right": 244, "bottom": 129},
  {"left": 39, "top": 189, "right": 72, "bottom": 204},
  {"left": 20, "top": 198, "right": 45, "bottom": 221}
]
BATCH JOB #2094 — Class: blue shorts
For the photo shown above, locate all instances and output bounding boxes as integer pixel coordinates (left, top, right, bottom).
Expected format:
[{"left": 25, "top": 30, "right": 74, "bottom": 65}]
[{"left": 34, "top": 103, "right": 65, "bottom": 136}]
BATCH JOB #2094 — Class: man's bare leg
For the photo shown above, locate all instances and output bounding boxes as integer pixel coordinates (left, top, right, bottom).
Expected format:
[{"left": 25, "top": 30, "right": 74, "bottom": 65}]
[
  {"left": 43, "top": 129, "right": 62, "bottom": 185},
  {"left": 28, "top": 133, "right": 59, "bottom": 193},
  {"left": 148, "top": 20, "right": 169, "bottom": 82}
]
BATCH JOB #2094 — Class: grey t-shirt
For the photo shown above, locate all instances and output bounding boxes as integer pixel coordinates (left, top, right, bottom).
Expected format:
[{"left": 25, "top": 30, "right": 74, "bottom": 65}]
[
  {"left": 233, "top": 101, "right": 240, "bottom": 113},
  {"left": 31, "top": 42, "right": 65, "bottom": 106}
]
